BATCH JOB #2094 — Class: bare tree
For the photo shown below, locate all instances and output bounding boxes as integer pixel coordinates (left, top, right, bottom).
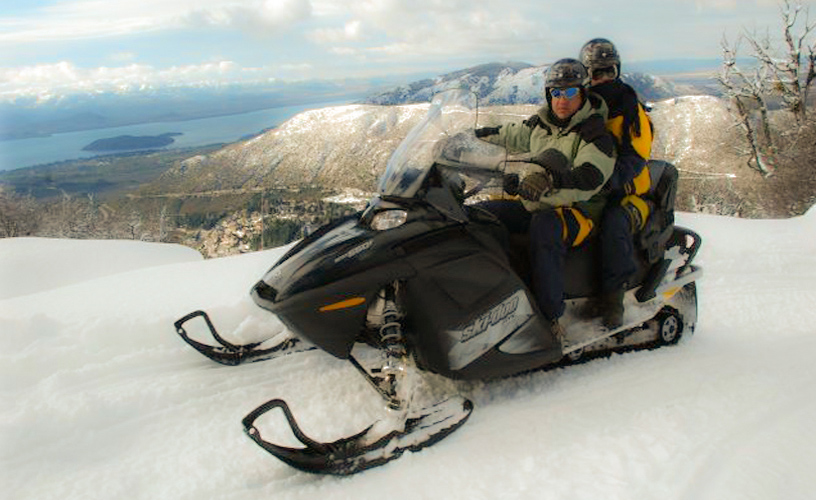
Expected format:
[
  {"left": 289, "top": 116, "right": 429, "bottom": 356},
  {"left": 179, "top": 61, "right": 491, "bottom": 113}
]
[
  {"left": 127, "top": 210, "right": 143, "bottom": 240},
  {"left": 0, "top": 188, "right": 41, "bottom": 237},
  {"left": 718, "top": 0, "right": 816, "bottom": 176},
  {"left": 743, "top": 0, "right": 816, "bottom": 124},
  {"left": 717, "top": 36, "right": 776, "bottom": 176},
  {"left": 158, "top": 205, "right": 169, "bottom": 242}
]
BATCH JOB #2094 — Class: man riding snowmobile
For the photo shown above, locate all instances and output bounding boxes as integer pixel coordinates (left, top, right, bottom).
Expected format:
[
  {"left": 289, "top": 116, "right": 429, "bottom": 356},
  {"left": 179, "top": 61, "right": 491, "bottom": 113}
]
[
  {"left": 473, "top": 58, "right": 616, "bottom": 340},
  {"left": 174, "top": 89, "right": 702, "bottom": 475}
]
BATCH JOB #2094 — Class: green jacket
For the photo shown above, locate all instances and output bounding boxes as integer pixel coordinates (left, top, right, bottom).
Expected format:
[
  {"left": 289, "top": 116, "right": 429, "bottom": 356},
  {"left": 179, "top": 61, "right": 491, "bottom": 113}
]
[{"left": 485, "top": 93, "right": 616, "bottom": 222}]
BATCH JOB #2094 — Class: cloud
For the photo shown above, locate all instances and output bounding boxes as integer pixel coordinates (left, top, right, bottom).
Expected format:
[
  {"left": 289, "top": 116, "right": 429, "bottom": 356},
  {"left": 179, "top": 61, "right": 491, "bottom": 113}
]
[
  {"left": 308, "top": 20, "right": 362, "bottom": 44},
  {"left": 0, "top": 0, "right": 799, "bottom": 100},
  {"left": 182, "top": 0, "right": 313, "bottom": 36},
  {"left": 675, "top": 0, "right": 806, "bottom": 12},
  {"left": 335, "top": 0, "right": 541, "bottom": 60},
  {"left": 0, "top": 0, "right": 189, "bottom": 42},
  {"left": 0, "top": 0, "right": 315, "bottom": 43},
  {"left": 0, "top": 60, "right": 281, "bottom": 102}
]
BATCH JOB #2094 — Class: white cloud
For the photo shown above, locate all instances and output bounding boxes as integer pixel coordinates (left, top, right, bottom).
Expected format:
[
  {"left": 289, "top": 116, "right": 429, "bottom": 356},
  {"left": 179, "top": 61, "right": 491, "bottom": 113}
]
[
  {"left": 339, "top": 0, "right": 541, "bottom": 59},
  {"left": 677, "top": 0, "right": 814, "bottom": 12},
  {"left": 0, "top": 0, "right": 315, "bottom": 43},
  {"left": 0, "top": 60, "right": 284, "bottom": 102},
  {"left": 182, "top": 0, "right": 313, "bottom": 35},
  {"left": 308, "top": 20, "right": 362, "bottom": 44},
  {"left": 0, "top": 0, "right": 803, "bottom": 99},
  {"left": 0, "top": 0, "right": 188, "bottom": 42}
]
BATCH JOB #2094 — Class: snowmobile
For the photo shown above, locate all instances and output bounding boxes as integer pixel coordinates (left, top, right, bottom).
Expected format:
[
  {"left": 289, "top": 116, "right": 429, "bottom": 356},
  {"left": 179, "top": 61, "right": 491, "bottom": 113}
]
[{"left": 174, "top": 89, "right": 702, "bottom": 475}]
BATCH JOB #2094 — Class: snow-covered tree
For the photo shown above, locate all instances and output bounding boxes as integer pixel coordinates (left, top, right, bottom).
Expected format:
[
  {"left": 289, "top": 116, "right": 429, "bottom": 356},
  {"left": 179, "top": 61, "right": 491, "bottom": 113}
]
[{"left": 718, "top": 0, "right": 816, "bottom": 176}]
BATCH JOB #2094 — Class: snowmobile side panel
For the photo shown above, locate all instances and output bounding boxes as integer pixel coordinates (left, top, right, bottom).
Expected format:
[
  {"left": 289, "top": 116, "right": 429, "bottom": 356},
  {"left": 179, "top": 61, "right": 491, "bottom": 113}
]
[{"left": 398, "top": 226, "right": 562, "bottom": 378}]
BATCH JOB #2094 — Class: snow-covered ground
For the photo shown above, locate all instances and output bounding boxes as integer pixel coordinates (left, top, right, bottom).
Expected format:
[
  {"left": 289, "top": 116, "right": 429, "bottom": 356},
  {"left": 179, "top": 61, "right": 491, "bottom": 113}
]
[{"left": 2, "top": 208, "right": 816, "bottom": 500}]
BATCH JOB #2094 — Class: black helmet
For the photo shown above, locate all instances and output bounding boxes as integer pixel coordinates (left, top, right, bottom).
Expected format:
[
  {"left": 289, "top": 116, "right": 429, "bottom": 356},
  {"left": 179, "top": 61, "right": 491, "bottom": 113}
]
[
  {"left": 545, "top": 58, "right": 589, "bottom": 89},
  {"left": 580, "top": 38, "right": 621, "bottom": 79}
]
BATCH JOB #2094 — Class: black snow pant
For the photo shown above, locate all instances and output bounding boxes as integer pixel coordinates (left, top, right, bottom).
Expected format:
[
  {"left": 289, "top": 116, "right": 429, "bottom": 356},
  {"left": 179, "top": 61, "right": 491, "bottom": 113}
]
[
  {"left": 600, "top": 203, "right": 637, "bottom": 293},
  {"left": 477, "top": 200, "right": 567, "bottom": 321}
]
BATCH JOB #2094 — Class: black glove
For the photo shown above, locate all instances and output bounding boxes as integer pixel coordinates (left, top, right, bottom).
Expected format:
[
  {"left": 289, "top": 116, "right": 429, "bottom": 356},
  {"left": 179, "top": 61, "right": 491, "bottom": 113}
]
[
  {"left": 475, "top": 126, "right": 501, "bottom": 138},
  {"left": 518, "top": 171, "right": 554, "bottom": 201},
  {"left": 530, "top": 148, "right": 570, "bottom": 173},
  {"left": 529, "top": 148, "right": 569, "bottom": 189},
  {"left": 502, "top": 173, "right": 520, "bottom": 195}
]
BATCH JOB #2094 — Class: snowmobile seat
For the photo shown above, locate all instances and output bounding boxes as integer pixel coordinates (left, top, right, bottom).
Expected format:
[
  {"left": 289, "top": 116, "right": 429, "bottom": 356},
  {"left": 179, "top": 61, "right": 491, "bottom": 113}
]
[{"left": 638, "top": 160, "right": 678, "bottom": 264}]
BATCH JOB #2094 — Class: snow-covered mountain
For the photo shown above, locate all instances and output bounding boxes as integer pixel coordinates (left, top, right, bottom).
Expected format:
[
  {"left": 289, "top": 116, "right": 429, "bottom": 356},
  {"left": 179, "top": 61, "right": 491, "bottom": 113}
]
[
  {"left": 362, "top": 62, "right": 678, "bottom": 105},
  {"left": 0, "top": 61, "right": 683, "bottom": 141},
  {"left": 2, "top": 207, "right": 816, "bottom": 499},
  {"left": 148, "top": 94, "right": 733, "bottom": 197}
]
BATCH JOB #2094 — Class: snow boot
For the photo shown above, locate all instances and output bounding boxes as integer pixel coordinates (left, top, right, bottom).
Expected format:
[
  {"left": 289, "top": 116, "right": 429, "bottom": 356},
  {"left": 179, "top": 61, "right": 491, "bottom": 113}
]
[
  {"left": 576, "top": 298, "right": 602, "bottom": 319},
  {"left": 600, "top": 289, "right": 625, "bottom": 330},
  {"left": 550, "top": 319, "right": 566, "bottom": 345}
]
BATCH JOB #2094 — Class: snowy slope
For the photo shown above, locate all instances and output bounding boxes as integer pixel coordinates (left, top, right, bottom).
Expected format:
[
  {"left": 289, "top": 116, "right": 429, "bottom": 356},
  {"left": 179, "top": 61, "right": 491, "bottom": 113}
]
[{"left": 2, "top": 208, "right": 816, "bottom": 500}]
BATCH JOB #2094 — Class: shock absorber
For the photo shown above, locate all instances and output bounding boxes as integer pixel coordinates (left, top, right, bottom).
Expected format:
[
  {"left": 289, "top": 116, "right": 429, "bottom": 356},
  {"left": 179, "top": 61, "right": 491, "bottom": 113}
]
[
  {"left": 378, "top": 284, "right": 407, "bottom": 409},
  {"left": 351, "top": 283, "right": 410, "bottom": 410}
]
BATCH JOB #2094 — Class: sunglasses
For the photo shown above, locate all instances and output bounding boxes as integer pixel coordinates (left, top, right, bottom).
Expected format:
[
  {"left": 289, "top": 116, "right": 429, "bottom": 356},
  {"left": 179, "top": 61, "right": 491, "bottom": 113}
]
[{"left": 550, "top": 87, "right": 581, "bottom": 99}]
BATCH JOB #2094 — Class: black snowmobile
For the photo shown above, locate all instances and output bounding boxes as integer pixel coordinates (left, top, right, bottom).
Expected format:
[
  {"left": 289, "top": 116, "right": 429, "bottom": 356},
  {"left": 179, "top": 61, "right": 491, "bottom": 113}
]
[{"left": 175, "top": 90, "right": 702, "bottom": 475}]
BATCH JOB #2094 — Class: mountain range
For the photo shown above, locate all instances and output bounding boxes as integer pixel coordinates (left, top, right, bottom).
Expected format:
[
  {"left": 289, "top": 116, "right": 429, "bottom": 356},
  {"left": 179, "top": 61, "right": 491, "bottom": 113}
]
[
  {"left": 144, "top": 95, "right": 739, "bottom": 200},
  {"left": 0, "top": 61, "right": 694, "bottom": 142},
  {"left": 361, "top": 62, "right": 679, "bottom": 105},
  {"left": 141, "top": 61, "right": 719, "bottom": 197}
]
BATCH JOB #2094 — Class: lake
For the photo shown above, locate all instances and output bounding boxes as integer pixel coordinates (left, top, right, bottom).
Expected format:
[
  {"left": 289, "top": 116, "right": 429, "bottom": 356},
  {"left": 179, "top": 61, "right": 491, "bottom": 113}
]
[{"left": 0, "top": 100, "right": 354, "bottom": 172}]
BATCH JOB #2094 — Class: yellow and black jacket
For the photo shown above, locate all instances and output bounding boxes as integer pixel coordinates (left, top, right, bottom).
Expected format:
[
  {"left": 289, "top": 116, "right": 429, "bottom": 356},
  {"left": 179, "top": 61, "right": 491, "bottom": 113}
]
[
  {"left": 591, "top": 79, "right": 653, "bottom": 196},
  {"left": 591, "top": 79, "right": 654, "bottom": 231}
]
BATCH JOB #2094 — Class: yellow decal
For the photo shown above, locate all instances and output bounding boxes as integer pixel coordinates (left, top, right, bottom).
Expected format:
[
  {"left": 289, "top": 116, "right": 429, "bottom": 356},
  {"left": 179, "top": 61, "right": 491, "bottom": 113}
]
[{"left": 319, "top": 297, "right": 366, "bottom": 312}]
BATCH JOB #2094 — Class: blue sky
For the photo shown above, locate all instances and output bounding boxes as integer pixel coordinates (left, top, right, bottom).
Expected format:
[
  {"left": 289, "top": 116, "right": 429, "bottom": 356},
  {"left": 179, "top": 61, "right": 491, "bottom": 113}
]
[{"left": 0, "top": 0, "right": 810, "bottom": 101}]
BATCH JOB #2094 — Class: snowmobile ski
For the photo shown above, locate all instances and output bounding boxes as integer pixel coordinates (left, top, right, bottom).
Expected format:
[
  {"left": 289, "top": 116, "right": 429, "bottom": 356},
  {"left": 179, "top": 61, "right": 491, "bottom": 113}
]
[
  {"left": 174, "top": 310, "right": 315, "bottom": 366},
  {"left": 242, "top": 395, "right": 473, "bottom": 475}
]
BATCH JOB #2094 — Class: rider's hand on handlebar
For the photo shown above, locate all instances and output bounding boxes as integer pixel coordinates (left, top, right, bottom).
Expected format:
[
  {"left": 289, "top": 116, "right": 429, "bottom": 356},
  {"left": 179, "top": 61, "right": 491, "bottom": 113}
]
[
  {"left": 518, "top": 171, "right": 554, "bottom": 201},
  {"left": 502, "top": 173, "right": 520, "bottom": 196}
]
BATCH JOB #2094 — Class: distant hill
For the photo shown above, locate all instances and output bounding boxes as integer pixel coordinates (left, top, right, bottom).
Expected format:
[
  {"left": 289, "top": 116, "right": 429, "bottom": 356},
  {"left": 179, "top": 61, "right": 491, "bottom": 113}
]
[
  {"left": 82, "top": 133, "right": 182, "bottom": 152},
  {"left": 362, "top": 61, "right": 680, "bottom": 106}
]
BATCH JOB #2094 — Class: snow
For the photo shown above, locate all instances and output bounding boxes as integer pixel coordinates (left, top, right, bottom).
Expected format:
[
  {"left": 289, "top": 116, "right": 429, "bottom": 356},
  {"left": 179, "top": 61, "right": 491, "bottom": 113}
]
[{"left": 2, "top": 208, "right": 816, "bottom": 500}]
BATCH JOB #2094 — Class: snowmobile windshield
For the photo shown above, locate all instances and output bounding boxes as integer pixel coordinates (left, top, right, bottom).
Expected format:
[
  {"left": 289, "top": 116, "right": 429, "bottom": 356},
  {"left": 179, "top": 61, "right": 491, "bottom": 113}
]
[{"left": 377, "top": 89, "right": 508, "bottom": 198}]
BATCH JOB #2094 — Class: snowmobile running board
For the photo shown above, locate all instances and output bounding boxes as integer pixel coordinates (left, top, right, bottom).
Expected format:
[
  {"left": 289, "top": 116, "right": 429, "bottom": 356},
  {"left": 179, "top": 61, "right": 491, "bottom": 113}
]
[
  {"left": 562, "top": 267, "right": 701, "bottom": 356},
  {"left": 174, "top": 310, "right": 316, "bottom": 366},
  {"left": 242, "top": 396, "right": 474, "bottom": 475}
]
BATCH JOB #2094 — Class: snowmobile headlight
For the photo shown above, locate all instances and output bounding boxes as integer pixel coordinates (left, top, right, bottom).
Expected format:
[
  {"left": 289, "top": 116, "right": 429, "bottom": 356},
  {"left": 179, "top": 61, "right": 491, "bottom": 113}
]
[{"left": 370, "top": 210, "right": 408, "bottom": 231}]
